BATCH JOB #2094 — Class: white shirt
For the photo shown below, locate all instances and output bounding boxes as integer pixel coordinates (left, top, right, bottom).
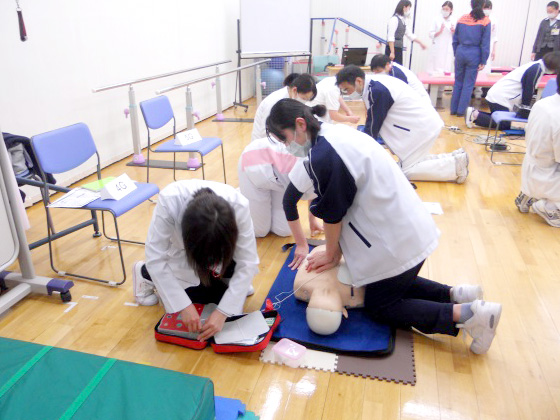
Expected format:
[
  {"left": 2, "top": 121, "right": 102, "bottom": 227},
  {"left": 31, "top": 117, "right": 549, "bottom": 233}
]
[
  {"left": 521, "top": 94, "right": 560, "bottom": 203},
  {"left": 145, "top": 180, "right": 259, "bottom": 315},
  {"left": 251, "top": 87, "right": 289, "bottom": 141},
  {"left": 427, "top": 14, "right": 456, "bottom": 74},
  {"left": 387, "top": 15, "right": 416, "bottom": 43},
  {"left": 307, "top": 77, "right": 341, "bottom": 123},
  {"left": 289, "top": 123, "right": 440, "bottom": 285}
]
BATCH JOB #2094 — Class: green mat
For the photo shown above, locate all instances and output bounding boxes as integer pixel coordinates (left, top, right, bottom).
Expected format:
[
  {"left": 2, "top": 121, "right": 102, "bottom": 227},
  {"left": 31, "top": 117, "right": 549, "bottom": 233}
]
[{"left": 0, "top": 338, "right": 214, "bottom": 420}]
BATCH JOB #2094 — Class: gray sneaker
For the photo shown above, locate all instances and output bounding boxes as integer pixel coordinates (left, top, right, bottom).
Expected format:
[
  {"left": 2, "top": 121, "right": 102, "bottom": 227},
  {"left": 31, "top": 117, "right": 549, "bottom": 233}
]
[
  {"left": 451, "top": 284, "right": 483, "bottom": 303},
  {"left": 531, "top": 200, "right": 560, "bottom": 227},
  {"left": 515, "top": 192, "right": 536, "bottom": 213},
  {"left": 458, "top": 300, "right": 502, "bottom": 354}
]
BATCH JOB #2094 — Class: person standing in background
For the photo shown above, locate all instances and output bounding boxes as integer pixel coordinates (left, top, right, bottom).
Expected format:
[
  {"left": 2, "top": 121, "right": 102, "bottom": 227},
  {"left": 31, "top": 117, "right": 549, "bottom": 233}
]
[
  {"left": 386, "top": 0, "right": 427, "bottom": 65},
  {"left": 475, "top": 1, "right": 498, "bottom": 98},
  {"left": 427, "top": 1, "right": 457, "bottom": 75},
  {"left": 531, "top": 1, "right": 560, "bottom": 61},
  {"left": 450, "top": 0, "right": 491, "bottom": 117}
]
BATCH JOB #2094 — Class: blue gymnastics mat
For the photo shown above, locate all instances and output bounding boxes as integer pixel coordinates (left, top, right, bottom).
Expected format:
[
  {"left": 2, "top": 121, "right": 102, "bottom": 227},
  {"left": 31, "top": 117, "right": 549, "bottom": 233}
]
[{"left": 261, "top": 246, "right": 395, "bottom": 356}]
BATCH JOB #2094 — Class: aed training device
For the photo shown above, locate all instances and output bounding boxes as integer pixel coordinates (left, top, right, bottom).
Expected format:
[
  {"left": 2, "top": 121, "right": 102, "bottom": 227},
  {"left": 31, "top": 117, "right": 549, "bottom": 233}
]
[
  {"left": 513, "top": 104, "right": 531, "bottom": 119},
  {"left": 155, "top": 303, "right": 281, "bottom": 353},
  {"left": 341, "top": 48, "right": 368, "bottom": 66}
]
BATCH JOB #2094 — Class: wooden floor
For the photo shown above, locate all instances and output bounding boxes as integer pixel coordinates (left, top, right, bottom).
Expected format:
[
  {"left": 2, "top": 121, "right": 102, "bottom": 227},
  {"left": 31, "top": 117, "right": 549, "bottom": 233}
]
[{"left": 2, "top": 96, "right": 560, "bottom": 420}]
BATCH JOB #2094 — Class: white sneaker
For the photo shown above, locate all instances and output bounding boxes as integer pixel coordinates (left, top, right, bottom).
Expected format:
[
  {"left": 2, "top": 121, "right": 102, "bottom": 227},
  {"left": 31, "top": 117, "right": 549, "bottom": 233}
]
[
  {"left": 247, "top": 285, "right": 255, "bottom": 297},
  {"left": 465, "top": 107, "right": 475, "bottom": 128},
  {"left": 474, "top": 87, "right": 483, "bottom": 99},
  {"left": 451, "top": 284, "right": 483, "bottom": 304},
  {"left": 133, "top": 261, "right": 158, "bottom": 306},
  {"left": 515, "top": 192, "right": 536, "bottom": 213},
  {"left": 455, "top": 152, "right": 469, "bottom": 184},
  {"left": 531, "top": 200, "right": 560, "bottom": 227},
  {"left": 458, "top": 300, "right": 502, "bottom": 354},
  {"left": 451, "top": 148, "right": 465, "bottom": 156}
]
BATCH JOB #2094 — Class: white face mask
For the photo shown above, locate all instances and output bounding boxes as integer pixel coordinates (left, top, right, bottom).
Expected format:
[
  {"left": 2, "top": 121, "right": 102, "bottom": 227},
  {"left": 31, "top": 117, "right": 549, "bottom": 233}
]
[
  {"left": 441, "top": 10, "right": 451, "bottom": 18},
  {"left": 548, "top": 12, "right": 558, "bottom": 20},
  {"left": 484, "top": 9, "right": 492, "bottom": 17},
  {"left": 295, "top": 95, "right": 308, "bottom": 104},
  {"left": 404, "top": 10, "right": 411, "bottom": 18},
  {"left": 286, "top": 130, "right": 311, "bottom": 158}
]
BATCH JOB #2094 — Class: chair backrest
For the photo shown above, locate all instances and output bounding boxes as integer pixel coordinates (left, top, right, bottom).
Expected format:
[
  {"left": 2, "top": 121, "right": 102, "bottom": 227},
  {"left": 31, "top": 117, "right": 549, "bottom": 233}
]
[
  {"left": 312, "top": 55, "right": 340, "bottom": 74},
  {"left": 31, "top": 123, "right": 97, "bottom": 175},
  {"left": 139, "top": 95, "right": 175, "bottom": 130},
  {"left": 541, "top": 77, "right": 558, "bottom": 99}
]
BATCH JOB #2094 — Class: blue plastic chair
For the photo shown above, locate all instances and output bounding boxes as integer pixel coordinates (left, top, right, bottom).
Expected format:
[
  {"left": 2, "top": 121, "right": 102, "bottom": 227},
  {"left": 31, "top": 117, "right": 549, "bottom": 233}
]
[
  {"left": 541, "top": 77, "right": 558, "bottom": 99},
  {"left": 31, "top": 123, "right": 159, "bottom": 285},
  {"left": 486, "top": 111, "right": 528, "bottom": 165},
  {"left": 139, "top": 95, "right": 226, "bottom": 183}
]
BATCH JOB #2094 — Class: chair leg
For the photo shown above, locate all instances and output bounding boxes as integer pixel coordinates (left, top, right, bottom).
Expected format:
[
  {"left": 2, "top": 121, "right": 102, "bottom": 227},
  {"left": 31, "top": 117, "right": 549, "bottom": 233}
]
[
  {"left": 101, "top": 211, "right": 145, "bottom": 246},
  {"left": 173, "top": 152, "right": 177, "bottom": 181},
  {"left": 146, "top": 145, "right": 151, "bottom": 184},
  {"left": 221, "top": 144, "right": 227, "bottom": 183},
  {"left": 45, "top": 210, "right": 125, "bottom": 285},
  {"left": 90, "top": 210, "right": 101, "bottom": 237},
  {"left": 200, "top": 153, "right": 205, "bottom": 180}
]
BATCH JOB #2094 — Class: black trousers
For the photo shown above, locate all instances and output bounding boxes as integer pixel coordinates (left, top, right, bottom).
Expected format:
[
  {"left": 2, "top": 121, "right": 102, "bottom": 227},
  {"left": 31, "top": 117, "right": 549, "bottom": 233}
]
[
  {"left": 385, "top": 45, "right": 404, "bottom": 65},
  {"left": 535, "top": 46, "right": 555, "bottom": 61},
  {"left": 473, "top": 102, "right": 511, "bottom": 130},
  {"left": 364, "top": 261, "right": 458, "bottom": 336},
  {"left": 142, "top": 263, "right": 232, "bottom": 305}
]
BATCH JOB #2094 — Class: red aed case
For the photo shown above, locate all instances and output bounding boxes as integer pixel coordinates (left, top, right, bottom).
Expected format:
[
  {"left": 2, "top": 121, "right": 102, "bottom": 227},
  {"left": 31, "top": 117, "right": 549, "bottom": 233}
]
[{"left": 155, "top": 304, "right": 281, "bottom": 353}]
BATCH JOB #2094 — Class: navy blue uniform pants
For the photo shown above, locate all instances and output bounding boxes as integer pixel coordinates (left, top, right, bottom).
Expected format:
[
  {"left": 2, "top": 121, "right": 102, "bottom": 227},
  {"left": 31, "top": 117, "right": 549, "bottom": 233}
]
[
  {"left": 364, "top": 261, "right": 459, "bottom": 336},
  {"left": 451, "top": 46, "right": 481, "bottom": 116}
]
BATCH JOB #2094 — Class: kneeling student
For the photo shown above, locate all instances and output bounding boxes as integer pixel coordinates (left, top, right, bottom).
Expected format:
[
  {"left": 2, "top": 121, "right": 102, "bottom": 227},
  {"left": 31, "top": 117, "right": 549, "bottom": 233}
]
[
  {"left": 465, "top": 51, "right": 560, "bottom": 129},
  {"left": 336, "top": 65, "right": 469, "bottom": 183},
  {"left": 238, "top": 137, "right": 322, "bottom": 237},
  {"left": 516, "top": 74, "right": 560, "bottom": 227},
  {"left": 133, "top": 180, "right": 259, "bottom": 341},
  {"left": 266, "top": 99, "right": 502, "bottom": 354}
]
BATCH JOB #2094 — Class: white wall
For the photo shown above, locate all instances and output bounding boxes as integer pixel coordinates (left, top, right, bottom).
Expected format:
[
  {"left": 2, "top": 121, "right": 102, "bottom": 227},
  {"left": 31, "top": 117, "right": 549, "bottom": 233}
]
[
  {"left": 0, "top": 0, "right": 253, "bottom": 202},
  {"left": 311, "top": 0, "right": 548, "bottom": 72}
]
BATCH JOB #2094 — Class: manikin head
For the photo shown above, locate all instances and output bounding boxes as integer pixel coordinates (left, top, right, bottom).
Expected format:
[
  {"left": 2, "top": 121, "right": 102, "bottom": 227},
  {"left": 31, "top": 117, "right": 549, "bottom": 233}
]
[{"left": 294, "top": 246, "right": 364, "bottom": 335}]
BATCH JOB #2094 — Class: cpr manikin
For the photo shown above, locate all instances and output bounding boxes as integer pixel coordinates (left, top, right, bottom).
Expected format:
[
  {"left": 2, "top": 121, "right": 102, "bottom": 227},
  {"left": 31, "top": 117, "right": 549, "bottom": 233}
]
[{"left": 293, "top": 246, "right": 364, "bottom": 335}]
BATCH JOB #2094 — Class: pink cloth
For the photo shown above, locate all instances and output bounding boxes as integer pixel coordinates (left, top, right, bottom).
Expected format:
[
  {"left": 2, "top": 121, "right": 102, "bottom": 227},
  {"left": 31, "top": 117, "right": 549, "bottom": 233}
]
[{"left": 241, "top": 148, "right": 298, "bottom": 174}]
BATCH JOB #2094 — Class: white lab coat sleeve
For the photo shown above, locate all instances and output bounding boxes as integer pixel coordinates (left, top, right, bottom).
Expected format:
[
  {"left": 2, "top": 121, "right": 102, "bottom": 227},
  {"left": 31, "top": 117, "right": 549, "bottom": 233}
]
[
  {"left": 217, "top": 198, "right": 259, "bottom": 316},
  {"left": 554, "top": 125, "right": 560, "bottom": 164},
  {"left": 387, "top": 16, "right": 398, "bottom": 42},
  {"left": 145, "top": 198, "right": 193, "bottom": 314},
  {"left": 429, "top": 18, "right": 439, "bottom": 41},
  {"left": 251, "top": 102, "right": 268, "bottom": 141},
  {"left": 325, "top": 87, "right": 342, "bottom": 111}
]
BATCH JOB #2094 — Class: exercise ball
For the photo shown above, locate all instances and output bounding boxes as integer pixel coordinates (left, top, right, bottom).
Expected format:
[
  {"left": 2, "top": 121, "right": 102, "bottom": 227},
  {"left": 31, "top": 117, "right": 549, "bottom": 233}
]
[{"left": 261, "top": 68, "right": 285, "bottom": 96}]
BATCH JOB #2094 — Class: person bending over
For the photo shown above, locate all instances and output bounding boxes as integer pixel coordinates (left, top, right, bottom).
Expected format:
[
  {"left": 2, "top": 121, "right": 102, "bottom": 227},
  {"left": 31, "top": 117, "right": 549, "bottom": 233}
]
[{"left": 133, "top": 180, "right": 259, "bottom": 341}]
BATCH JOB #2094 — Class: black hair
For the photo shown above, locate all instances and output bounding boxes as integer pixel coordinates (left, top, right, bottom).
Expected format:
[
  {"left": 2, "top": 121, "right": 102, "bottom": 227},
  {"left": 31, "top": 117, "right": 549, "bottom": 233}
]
[
  {"left": 265, "top": 99, "right": 326, "bottom": 143},
  {"left": 470, "top": 0, "right": 485, "bottom": 20},
  {"left": 283, "top": 73, "right": 318, "bottom": 100},
  {"left": 548, "top": 1, "right": 559, "bottom": 9},
  {"left": 394, "top": 0, "right": 412, "bottom": 16},
  {"left": 543, "top": 51, "right": 560, "bottom": 72},
  {"left": 181, "top": 188, "right": 238, "bottom": 287},
  {"left": 370, "top": 54, "right": 392, "bottom": 71},
  {"left": 335, "top": 64, "right": 366, "bottom": 86},
  {"left": 442, "top": 1, "right": 454, "bottom": 9},
  {"left": 484, "top": 1, "right": 492, "bottom": 8}
]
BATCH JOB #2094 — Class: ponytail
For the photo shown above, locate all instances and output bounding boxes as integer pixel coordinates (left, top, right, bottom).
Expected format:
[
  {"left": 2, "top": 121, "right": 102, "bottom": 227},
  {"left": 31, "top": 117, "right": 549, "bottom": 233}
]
[
  {"left": 470, "top": 0, "right": 485, "bottom": 20},
  {"left": 266, "top": 99, "right": 323, "bottom": 142}
]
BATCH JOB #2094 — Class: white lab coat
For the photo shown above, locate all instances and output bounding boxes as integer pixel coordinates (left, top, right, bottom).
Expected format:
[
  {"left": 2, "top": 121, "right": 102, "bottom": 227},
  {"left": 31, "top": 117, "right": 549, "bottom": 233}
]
[
  {"left": 289, "top": 123, "right": 440, "bottom": 285},
  {"left": 427, "top": 14, "right": 457, "bottom": 74},
  {"left": 363, "top": 74, "right": 458, "bottom": 181},
  {"left": 251, "top": 87, "right": 289, "bottom": 141},
  {"left": 145, "top": 180, "right": 259, "bottom": 315},
  {"left": 521, "top": 94, "right": 560, "bottom": 207},
  {"left": 307, "top": 77, "right": 341, "bottom": 123},
  {"left": 238, "top": 137, "right": 300, "bottom": 237}
]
